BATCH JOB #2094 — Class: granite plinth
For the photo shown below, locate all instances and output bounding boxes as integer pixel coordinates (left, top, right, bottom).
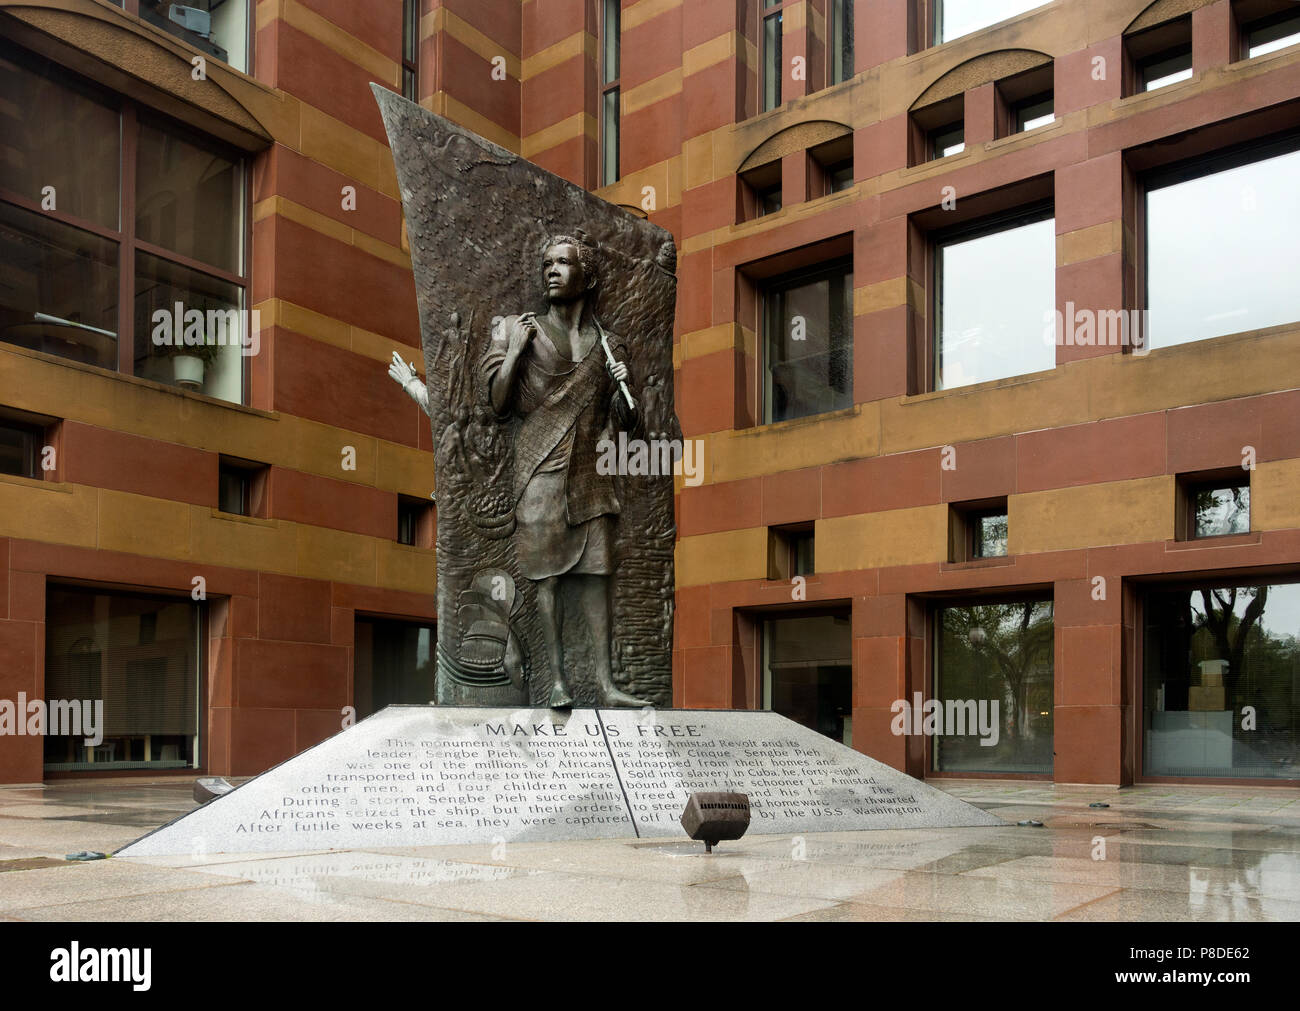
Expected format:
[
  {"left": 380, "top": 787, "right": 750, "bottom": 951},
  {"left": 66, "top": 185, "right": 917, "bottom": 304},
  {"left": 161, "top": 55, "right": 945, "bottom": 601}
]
[{"left": 117, "top": 707, "right": 1000, "bottom": 856}]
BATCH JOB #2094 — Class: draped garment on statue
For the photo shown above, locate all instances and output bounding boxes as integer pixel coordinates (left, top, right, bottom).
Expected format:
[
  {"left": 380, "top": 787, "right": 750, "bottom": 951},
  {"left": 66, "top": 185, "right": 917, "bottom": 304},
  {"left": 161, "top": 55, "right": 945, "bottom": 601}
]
[{"left": 480, "top": 318, "right": 635, "bottom": 579}]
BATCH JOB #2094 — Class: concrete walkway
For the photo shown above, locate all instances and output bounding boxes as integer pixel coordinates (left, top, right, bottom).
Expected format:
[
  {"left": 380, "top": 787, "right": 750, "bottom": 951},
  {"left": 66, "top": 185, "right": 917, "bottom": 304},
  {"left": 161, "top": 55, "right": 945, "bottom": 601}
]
[{"left": 0, "top": 779, "right": 1296, "bottom": 921}]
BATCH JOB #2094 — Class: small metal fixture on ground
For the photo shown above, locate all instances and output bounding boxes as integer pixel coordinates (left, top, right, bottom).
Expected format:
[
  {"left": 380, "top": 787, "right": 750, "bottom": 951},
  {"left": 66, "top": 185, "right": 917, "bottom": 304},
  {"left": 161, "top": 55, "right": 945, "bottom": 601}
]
[
  {"left": 680, "top": 792, "right": 751, "bottom": 853},
  {"left": 194, "top": 777, "right": 235, "bottom": 805}
]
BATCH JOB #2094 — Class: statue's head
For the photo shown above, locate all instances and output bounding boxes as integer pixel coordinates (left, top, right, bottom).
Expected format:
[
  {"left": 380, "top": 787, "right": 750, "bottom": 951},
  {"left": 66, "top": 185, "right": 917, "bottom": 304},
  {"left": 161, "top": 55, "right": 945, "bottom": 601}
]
[{"left": 541, "top": 233, "right": 598, "bottom": 304}]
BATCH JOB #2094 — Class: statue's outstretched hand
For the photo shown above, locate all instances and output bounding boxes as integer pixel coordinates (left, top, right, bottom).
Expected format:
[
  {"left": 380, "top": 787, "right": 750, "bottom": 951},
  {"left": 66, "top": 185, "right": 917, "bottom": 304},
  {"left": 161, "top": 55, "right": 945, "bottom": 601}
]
[{"left": 388, "top": 351, "right": 418, "bottom": 389}]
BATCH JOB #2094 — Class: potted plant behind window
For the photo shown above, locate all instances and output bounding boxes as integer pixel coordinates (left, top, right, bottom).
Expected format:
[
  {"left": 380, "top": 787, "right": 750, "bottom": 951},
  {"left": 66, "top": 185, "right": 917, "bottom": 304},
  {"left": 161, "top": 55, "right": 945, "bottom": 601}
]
[{"left": 151, "top": 302, "right": 224, "bottom": 391}]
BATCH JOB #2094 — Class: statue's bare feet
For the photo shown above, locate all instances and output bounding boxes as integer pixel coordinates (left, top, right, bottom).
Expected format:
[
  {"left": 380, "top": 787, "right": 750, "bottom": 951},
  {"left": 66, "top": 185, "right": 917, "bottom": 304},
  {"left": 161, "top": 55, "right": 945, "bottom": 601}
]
[
  {"left": 599, "top": 685, "right": 649, "bottom": 708},
  {"left": 549, "top": 681, "right": 574, "bottom": 710}
]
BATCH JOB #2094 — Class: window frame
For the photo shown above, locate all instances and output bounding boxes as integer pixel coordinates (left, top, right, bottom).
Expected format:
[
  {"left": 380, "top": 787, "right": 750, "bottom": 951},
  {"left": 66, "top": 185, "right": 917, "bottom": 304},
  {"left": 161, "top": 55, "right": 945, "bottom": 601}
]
[
  {"left": 402, "top": 0, "right": 420, "bottom": 101},
  {"left": 759, "top": 256, "right": 855, "bottom": 425},
  {"left": 925, "top": 592, "right": 1055, "bottom": 780},
  {"left": 828, "top": 0, "right": 854, "bottom": 86},
  {"left": 930, "top": 201, "right": 1055, "bottom": 392},
  {"left": 760, "top": 0, "right": 792, "bottom": 112},
  {"left": 0, "top": 43, "right": 252, "bottom": 402},
  {"left": 1240, "top": 4, "right": 1300, "bottom": 59},
  {"left": 600, "top": 0, "right": 621, "bottom": 185},
  {"left": 1140, "top": 130, "right": 1300, "bottom": 353}
]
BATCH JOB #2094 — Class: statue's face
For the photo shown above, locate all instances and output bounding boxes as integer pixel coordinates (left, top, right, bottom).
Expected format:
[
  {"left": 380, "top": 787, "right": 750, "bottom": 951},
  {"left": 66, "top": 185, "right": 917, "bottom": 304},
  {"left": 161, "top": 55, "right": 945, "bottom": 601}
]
[{"left": 543, "top": 243, "right": 586, "bottom": 302}]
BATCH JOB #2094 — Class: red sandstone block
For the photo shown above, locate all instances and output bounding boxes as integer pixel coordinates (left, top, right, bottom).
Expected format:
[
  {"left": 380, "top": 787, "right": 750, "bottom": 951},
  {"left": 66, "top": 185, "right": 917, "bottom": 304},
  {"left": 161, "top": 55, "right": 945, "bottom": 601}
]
[
  {"left": 678, "top": 477, "right": 762, "bottom": 537},
  {"left": 444, "top": 0, "right": 522, "bottom": 56},
  {"left": 868, "top": 449, "right": 943, "bottom": 512},
  {"left": 335, "top": 582, "right": 436, "bottom": 621},
  {"left": 264, "top": 145, "right": 404, "bottom": 248},
  {"left": 235, "top": 639, "right": 349, "bottom": 710},
  {"left": 1054, "top": 39, "right": 1123, "bottom": 119},
  {"left": 271, "top": 329, "right": 415, "bottom": 442},
  {"left": 674, "top": 585, "right": 711, "bottom": 648},
  {"left": 208, "top": 634, "right": 233, "bottom": 708},
  {"left": 206, "top": 705, "right": 231, "bottom": 775},
  {"left": 297, "top": 708, "right": 346, "bottom": 752},
  {"left": 1053, "top": 576, "right": 1122, "bottom": 628},
  {"left": 622, "top": 5, "right": 684, "bottom": 85},
  {"left": 677, "top": 349, "right": 736, "bottom": 435},
  {"left": 854, "top": 117, "right": 909, "bottom": 182},
  {"left": 851, "top": 706, "right": 909, "bottom": 770},
  {"left": 331, "top": 606, "right": 354, "bottom": 646},
  {"left": 940, "top": 435, "right": 1016, "bottom": 502},
  {"left": 61, "top": 423, "right": 217, "bottom": 507},
  {"left": 268, "top": 217, "right": 419, "bottom": 345},
  {"left": 675, "top": 250, "right": 713, "bottom": 334},
  {"left": 8, "top": 569, "right": 42, "bottom": 623},
  {"left": 683, "top": 61, "right": 740, "bottom": 137},
  {"left": 273, "top": 24, "right": 391, "bottom": 144},
  {"left": 710, "top": 605, "right": 734, "bottom": 648},
  {"left": 855, "top": 306, "right": 913, "bottom": 403},
  {"left": 1166, "top": 390, "right": 1300, "bottom": 472},
  {"left": 521, "top": 53, "right": 585, "bottom": 136},
  {"left": 522, "top": 0, "right": 585, "bottom": 54},
  {"left": 1055, "top": 152, "right": 1123, "bottom": 235},
  {"left": 296, "top": 0, "right": 403, "bottom": 57},
  {"left": 760, "top": 467, "right": 820, "bottom": 526},
  {"left": 822, "top": 458, "right": 872, "bottom": 518},
  {"left": 1017, "top": 413, "right": 1165, "bottom": 493},
  {"left": 230, "top": 595, "right": 259, "bottom": 639},
  {"left": 1057, "top": 624, "right": 1118, "bottom": 707},
  {"left": 258, "top": 573, "right": 334, "bottom": 644},
  {"left": 854, "top": 636, "right": 904, "bottom": 707},
  {"left": 681, "top": 645, "right": 733, "bottom": 708},
  {"left": 1053, "top": 705, "right": 1124, "bottom": 784},
  {"left": 529, "top": 134, "right": 591, "bottom": 189},
  {"left": 0, "top": 620, "right": 38, "bottom": 694},
  {"left": 228, "top": 707, "right": 297, "bottom": 777},
  {"left": 854, "top": 593, "right": 907, "bottom": 638},
  {"left": 269, "top": 467, "right": 398, "bottom": 540},
  {"left": 682, "top": 0, "right": 738, "bottom": 49},
  {"left": 622, "top": 99, "right": 683, "bottom": 175}
]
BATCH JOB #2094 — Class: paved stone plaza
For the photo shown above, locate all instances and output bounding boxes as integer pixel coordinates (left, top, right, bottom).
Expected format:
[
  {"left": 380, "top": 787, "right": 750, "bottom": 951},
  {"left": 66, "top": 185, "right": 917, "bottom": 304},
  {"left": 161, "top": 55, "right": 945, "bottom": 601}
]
[{"left": 0, "top": 779, "right": 1295, "bottom": 921}]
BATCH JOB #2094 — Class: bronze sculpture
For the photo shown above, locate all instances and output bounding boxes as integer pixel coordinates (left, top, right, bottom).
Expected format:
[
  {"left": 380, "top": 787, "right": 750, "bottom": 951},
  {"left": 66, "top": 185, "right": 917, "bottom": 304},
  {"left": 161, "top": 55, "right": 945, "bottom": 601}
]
[{"left": 373, "top": 86, "right": 678, "bottom": 709}]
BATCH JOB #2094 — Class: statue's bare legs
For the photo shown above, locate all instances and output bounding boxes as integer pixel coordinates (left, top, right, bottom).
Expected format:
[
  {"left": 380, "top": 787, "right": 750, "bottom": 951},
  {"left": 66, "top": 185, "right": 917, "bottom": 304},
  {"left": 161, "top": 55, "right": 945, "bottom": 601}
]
[
  {"left": 535, "top": 577, "right": 573, "bottom": 708},
  {"left": 578, "top": 574, "right": 648, "bottom": 708},
  {"left": 538, "top": 574, "right": 647, "bottom": 709}
]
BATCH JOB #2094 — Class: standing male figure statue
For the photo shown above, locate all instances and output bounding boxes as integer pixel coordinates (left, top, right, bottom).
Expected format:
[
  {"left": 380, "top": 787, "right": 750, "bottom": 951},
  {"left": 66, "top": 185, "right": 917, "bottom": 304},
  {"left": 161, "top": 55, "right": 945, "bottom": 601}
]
[{"left": 480, "top": 234, "right": 647, "bottom": 708}]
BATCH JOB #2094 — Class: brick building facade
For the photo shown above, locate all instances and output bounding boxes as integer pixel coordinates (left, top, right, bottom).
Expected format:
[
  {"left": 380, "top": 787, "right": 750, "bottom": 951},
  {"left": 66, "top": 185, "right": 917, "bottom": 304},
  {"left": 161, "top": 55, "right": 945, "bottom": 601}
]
[{"left": 2, "top": 0, "right": 1299, "bottom": 787}]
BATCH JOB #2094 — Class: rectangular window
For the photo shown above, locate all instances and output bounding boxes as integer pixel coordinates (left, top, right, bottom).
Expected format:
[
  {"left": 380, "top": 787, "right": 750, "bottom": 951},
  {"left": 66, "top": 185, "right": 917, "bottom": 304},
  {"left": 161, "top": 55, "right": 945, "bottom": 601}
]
[
  {"left": 136, "top": 0, "right": 250, "bottom": 75},
  {"left": 398, "top": 494, "right": 435, "bottom": 548},
  {"left": 1144, "top": 582, "right": 1300, "bottom": 779},
  {"left": 934, "top": 208, "right": 1055, "bottom": 390},
  {"left": 810, "top": 136, "right": 853, "bottom": 197},
  {"left": 44, "top": 585, "right": 201, "bottom": 771},
  {"left": 354, "top": 617, "right": 435, "bottom": 720},
  {"left": 218, "top": 456, "right": 267, "bottom": 516},
  {"left": 951, "top": 501, "right": 1010, "bottom": 560},
  {"left": 933, "top": 1, "right": 1050, "bottom": 45},
  {"left": 1014, "top": 94, "right": 1054, "bottom": 132},
  {"left": 829, "top": 0, "right": 854, "bottom": 85},
  {"left": 762, "top": 1, "right": 784, "bottom": 112},
  {"left": 0, "top": 44, "right": 249, "bottom": 404},
  {"left": 768, "top": 524, "right": 815, "bottom": 579},
  {"left": 930, "top": 122, "right": 965, "bottom": 160},
  {"left": 934, "top": 600, "right": 1054, "bottom": 774},
  {"left": 1146, "top": 138, "right": 1300, "bottom": 350},
  {"left": 601, "top": 0, "right": 621, "bottom": 185},
  {"left": 1179, "top": 474, "right": 1250, "bottom": 539},
  {"left": 1127, "top": 16, "right": 1193, "bottom": 93},
  {"left": 1244, "top": 9, "right": 1300, "bottom": 57},
  {"left": 739, "top": 161, "right": 782, "bottom": 220},
  {"left": 762, "top": 260, "right": 853, "bottom": 423},
  {"left": 403, "top": 0, "right": 420, "bottom": 101},
  {"left": 0, "top": 415, "right": 43, "bottom": 479},
  {"left": 762, "top": 613, "right": 852, "bottom": 746}
]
